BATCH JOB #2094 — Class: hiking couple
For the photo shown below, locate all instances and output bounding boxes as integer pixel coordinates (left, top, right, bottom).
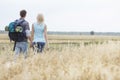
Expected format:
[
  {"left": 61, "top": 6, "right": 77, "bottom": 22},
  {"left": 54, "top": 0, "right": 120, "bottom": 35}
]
[{"left": 8, "top": 10, "right": 48, "bottom": 60}]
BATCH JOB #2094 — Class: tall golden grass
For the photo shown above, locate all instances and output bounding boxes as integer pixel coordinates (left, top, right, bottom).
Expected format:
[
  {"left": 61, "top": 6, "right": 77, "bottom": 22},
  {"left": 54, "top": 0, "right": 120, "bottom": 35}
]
[{"left": 0, "top": 41, "right": 120, "bottom": 80}]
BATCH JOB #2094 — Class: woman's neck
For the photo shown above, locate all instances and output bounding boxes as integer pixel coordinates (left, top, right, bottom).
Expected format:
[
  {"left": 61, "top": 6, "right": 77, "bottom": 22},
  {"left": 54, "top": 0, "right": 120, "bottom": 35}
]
[{"left": 37, "top": 21, "right": 43, "bottom": 24}]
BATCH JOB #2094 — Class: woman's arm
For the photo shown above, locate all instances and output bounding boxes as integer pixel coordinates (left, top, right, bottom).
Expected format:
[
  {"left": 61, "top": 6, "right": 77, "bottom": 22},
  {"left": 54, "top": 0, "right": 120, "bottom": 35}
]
[
  {"left": 31, "top": 24, "right": 34, "bottom": 42},
  {"left": 44, "top": 24, "right": 48, "bottom": 43},
  {"left": 30, "top": 24, "right": 34, "bottom": 47}
]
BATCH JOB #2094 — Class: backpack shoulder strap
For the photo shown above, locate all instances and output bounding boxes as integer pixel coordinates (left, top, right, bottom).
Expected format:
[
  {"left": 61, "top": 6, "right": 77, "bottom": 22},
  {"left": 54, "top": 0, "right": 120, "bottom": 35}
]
[
  {"left": 15, "top": 19, "right": 25, "bottom": 25},
  {"left": 19, "top": 20, "right": 25, "bottom": 25}
]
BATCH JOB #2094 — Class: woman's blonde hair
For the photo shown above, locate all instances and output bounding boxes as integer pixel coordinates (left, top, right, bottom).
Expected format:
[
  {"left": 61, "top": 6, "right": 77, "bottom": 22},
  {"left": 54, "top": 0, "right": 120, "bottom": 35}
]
[{"left": 37, "top": 14, "right": 44, "bottom": 23}]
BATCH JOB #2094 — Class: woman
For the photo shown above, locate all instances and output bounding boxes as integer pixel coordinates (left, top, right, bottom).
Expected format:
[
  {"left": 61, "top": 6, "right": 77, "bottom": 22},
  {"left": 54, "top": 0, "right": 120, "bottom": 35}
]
[{"left": 31, "top": 14, "right": 48, "bottom": 53}]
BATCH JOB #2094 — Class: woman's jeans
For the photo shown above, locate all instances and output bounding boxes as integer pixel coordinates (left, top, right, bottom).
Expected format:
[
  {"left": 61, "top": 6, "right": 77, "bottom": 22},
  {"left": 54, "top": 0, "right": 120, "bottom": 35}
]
[{"left": 33, "top": 42, "right": 45, "bottom": 53}]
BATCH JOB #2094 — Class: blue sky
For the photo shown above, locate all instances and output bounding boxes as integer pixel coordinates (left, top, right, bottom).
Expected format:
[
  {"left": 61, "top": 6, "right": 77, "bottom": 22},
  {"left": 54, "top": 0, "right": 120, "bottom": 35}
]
[{"left": 0, "top": 0, "right": 120, "bottom": 32}]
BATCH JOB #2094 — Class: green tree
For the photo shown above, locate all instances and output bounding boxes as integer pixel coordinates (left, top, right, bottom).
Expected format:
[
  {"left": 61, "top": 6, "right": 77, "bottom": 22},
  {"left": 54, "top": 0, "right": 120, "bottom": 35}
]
[{"left": 5, "top": 26, "right": 9, "bottom": 31}]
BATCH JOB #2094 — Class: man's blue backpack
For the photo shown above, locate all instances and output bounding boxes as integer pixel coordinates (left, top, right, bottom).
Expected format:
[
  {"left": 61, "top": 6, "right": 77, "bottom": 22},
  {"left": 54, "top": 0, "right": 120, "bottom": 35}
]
[
  {"left": 9, "top": 22, "right": 15, "bottom": 32},
  {"left": 8, "top": 20, "right": 27, "bottom": 42}
]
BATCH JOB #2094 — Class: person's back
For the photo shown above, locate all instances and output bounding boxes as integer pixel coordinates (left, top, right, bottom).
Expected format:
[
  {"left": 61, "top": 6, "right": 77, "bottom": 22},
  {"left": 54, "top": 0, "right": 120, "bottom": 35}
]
[
  {"left": 14, "top": 10, "right": 32, "bottom": 60},
  {"left": 31, "top": 14, "right": 48, "bottom": 53},
  {"left": 33, "top": 23, "right": 46, "bottom": 43},
  {"left": 16, "top": 18, "right": 29, "bottom": 42}
]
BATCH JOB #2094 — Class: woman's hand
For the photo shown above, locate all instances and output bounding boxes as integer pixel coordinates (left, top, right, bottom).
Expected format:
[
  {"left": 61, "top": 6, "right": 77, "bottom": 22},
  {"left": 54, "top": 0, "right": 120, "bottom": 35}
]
[
  {"left": 30, "top": 42, "right": 33, "bottom": 48},
  {"left": 45, "top": 42, "right": 49, "bottom": 50}
]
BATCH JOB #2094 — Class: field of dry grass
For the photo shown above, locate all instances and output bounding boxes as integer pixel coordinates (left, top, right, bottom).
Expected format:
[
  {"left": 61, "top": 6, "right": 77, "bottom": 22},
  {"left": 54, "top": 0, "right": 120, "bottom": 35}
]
[
  {"left": 0, "top": 34, "right": 120, "bottom": 80},
  {"left": 1, "top": 34, "right": 120, "bottom": 43}
]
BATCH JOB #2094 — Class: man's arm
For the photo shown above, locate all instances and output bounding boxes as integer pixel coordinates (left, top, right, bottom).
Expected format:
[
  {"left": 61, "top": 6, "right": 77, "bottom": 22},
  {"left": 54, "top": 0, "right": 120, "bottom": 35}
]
[{"left": 25, "top": 22, "right": 32, "bottom": 43}]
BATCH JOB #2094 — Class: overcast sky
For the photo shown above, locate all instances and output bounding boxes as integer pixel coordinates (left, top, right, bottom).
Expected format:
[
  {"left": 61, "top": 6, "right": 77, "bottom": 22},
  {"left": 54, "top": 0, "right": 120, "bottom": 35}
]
[{"left": 0, "top": 0, "right": 120, "bottom": 32}]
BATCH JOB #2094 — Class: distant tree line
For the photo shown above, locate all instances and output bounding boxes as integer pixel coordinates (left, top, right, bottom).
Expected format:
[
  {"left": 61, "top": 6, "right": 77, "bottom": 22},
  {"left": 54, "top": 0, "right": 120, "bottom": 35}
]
[{"left": 90, "top": 31, "right": 94, "bottom": 35}]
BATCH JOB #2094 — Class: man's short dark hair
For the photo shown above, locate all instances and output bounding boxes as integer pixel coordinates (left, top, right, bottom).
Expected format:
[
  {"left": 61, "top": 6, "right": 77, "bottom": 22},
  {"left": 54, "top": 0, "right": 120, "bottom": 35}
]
[{"left": 20, "top": 10, "right": 27, "bottom": 17}]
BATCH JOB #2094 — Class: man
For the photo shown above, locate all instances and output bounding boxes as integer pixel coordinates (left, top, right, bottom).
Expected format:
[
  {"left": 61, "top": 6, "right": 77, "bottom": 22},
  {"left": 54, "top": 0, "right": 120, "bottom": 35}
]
[{"left": 14, "top": 10, "right": 32, "bottom": 60}]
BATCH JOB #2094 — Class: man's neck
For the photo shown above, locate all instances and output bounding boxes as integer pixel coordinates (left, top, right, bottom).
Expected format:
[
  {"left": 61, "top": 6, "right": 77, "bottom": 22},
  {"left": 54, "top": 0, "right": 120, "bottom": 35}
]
[{"left": 20, "top": 17, "right": 25, "bottom": 19}]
